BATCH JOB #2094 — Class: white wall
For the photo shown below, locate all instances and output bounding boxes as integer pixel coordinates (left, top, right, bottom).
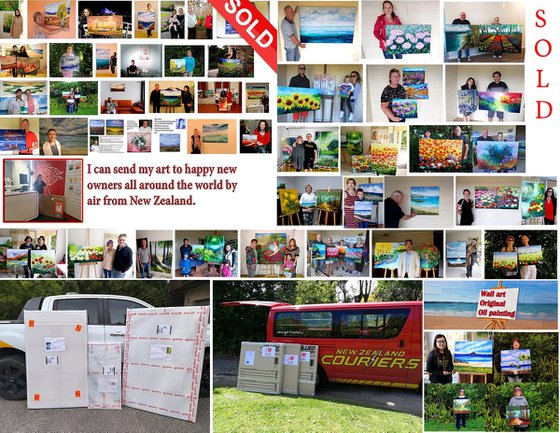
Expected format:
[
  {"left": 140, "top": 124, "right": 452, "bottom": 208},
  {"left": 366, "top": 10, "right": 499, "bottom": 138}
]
[
  {"left": 120, "top": 44, "right": 162, "bottom": 75},
  {"left": 444, "top": 229, "right": 483, "bottom": 278},
  {"left": 362, "top": 1, "right": 441, "bottom": 62},
  {"left": 100, "top": 81, "right": 143, "bottom": 103},
  {"left": 278, "top": 1, "right": 360, "bottom": 62},
  {"left": 372, "top": 229, "right": 437, "bottom": 246},
  {"left": 217, "top": 2, "right": 269, "bottom": 39},
  {"left": 0, "top": 229, "right": 65, "bottom": 263},
  {"left": 174, "top": 230, "right": 238, "bottom": 270},
  {"left": 278, "top": 176, "right": 343, "bottom": 192},
  {"left": 455, "top": 176, "right": 522, "bottom": 226},
  {"left": 239, "top": 229, "right": 305, "bottom": 276},
  {"left": 383, "top": 176, "right": 454, "bottom": 228},
  {"left": 445, "top": 65, "right": 525, "bottom": 121},
  {"left": 277, "top": 125, "right": 339, "bottom": 166},
  {"left": 367, "top": 65, "right": 443, "bottom": 123}
]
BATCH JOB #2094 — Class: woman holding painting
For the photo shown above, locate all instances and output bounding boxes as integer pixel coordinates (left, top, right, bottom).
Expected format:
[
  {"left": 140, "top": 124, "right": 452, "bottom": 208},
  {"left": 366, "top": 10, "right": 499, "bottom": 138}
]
[
  {"left": 426, "top": 334, "right": 454, "bottom": 384},
  {"left": 500, "top": 234, "right": 518, "bottom": 278},
  {"left": 380, "top": 68, "right": 406, "bottom": 122},
  {"left": 373, "top": 1, "right": 402, "bottom": 59}
]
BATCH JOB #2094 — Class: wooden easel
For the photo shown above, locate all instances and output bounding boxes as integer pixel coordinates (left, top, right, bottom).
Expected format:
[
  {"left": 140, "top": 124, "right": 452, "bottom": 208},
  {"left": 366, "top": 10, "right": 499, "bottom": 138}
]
[
  {"left": 78, "top": 262, "right": 98, "bottom": 278},
  {"left": 483, "top": 281, "right": 507, "bottom": 329},
  {"left": 317, "top": 209, "right": 338, "bottom": 225},
  {"left": 279, "top": 212, "right": 301, "bottom": 226},
  {"left": 384, "top": 268, "right": 396, "bottom": 278},
  {"left": 422, "top": 268, "right": 437, "bottom": 278}
]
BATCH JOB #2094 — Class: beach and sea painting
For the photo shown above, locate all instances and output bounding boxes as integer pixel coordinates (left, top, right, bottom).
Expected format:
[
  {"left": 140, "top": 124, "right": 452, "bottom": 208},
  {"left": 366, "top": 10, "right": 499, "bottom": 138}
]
[
  {"left": 345, "top": 248, "right": 362, "bottom": 262},
  {"left": 418, "top": 139, "right": 463, "bottom": 171},
  {"left": 446, "top": 241, "right": 467, "bottom": 266},
  {"left": 203, "top": 235, "right": 225, "bottom": 263},
  {"left": 457, "top": 89, "right": 478, "bottom": 115},
  {"left": 404, "top": 83, "right": 429, "bottom": 99},
  {"left": 444, "top": 24, "right": 473, "bottom": 52},
  {"left": 358, "top": 183, "right": 383, "bottom": 203},
  {"left": 454, "top": 340, "right": 493, "bottom": 374},
  {"left": 410, "top": 186, "right": 440, "bottom": 215},
  {"left": 161, "top": 89, "right": 181, "bottom": 107},
  {"left": 370, "top": 143, "right": 399, "bottom": 175},
  {"left": 475, "top": 187, "right": 520, "bottom": 209},
  {"left": 476, "top": 141, "right": 519, "bottom": 171},
  {"left": 373, "top": 242, "right": 405, "bottom": 269},
  {"left": 299, "top": 7, "right": 356, "bottom": 44},
  {"left": 312, "top": 242, "right": 326, "bottom": 261},
  {"left": 478, "top": 24, "right": 522, "bottom": 53},
  {"left": 316, "top": 190, "right": 341, "bottom": 212},
  {"left": 354, "top": 201, "right": 373, "bottom": 221},
  {"left": 402, "top": 68, "right": 425, "bottom": 85},
  {"left": 518, "top": 245, "right": 543, "bottom": 266},
  {"left": 96, "top": 48, "right": 110, "bottom": 71},
  {"left": 493, "top": 251, "right": 518, "bottom": 273},
  {"left": 453, "top": 399, "right": 471, "bottom": 415},
  {"left": 202, "top": 123, "right": 229, "bottom": 143},
  {"left": 385, "top": 25, "right": 431, "bottom": 55},
  {"left": 521, "top": 181, "right": 545, "bottom": 219},
  {"left": 345, "top": 131, "right": 362, "bottom": 155},
  {"left": 277, "top": 87, "right": 321, "bottom": 115},
  {"left": 40, "top": 118, "right": 88, "bottom": 155},
  {"left": 391, "top": 99, "right": 418, "bottom": 119},
  {"left": 279, "top": 188, "right": 300, "bottom": 216},
  {"left": 478, "top": 92, "right": 522, "bottom": 114},
  {"left": 137, "top": 11, "right": 155, "bottom": 31},
  {"left": 500, "top": 349, "right": 531, "bottom": 374},
  {"left": 255, "top": 233, "right": 287, "bottom": 264},
  {"left": 0, "top": 129, "right": 25, "bottom": 151}
]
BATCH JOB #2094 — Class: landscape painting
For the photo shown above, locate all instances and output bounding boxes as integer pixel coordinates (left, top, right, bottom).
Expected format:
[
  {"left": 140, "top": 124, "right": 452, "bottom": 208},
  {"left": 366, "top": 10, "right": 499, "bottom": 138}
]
[
  {"left": 358, "top": 183, "right": 383, "bottom": 203},
  {"left": 255, "top": 233, "right": 287, "bottom": 264},
  {"left": 373, "top": 242, "right": 405, "bottom": 269},
  {"left": 500, "top": 349, "right": 531, "bottom": 374},
  {"left": 96, "top": 48, "right": 110, "bottom": 71},
  {"left": 478, "top": 92, "right": 522, "bottom": 114},
  {"left": 345, "top": 248, "right": 362, "bottom": 262},
  {"left": 454, "top": 340, "right": 493, "bottom": 373},
  {"left": 476, "top": 141, "right": 519, "bottom": 171},
  {"left": 453, "top": 399, "right": 471, "bottom": 415},
  {"left": 391, "top": 99, "right": 418, "bottom": 119},
  {"left": 475, "top": 186, "right": 520, "bottom": 209},
  {"left": 0, "top": 129, "right": 25, "bottom": 151},
  {"left": 277, "top": 87, "right": 321, "bottom": 115},
  {"left": 418, "top": 139, "right": 463, "bottom": 171},
  {"left": 30, "top": 250, "right": 56, "bottom": 276},
  {"left": 410, "top": 186, "right": 440, "bottom": 215},
  {"left": 170, "top": 58, "right": 186, "bottom": 74},
  {"left": 6, "top": 249, "right": 28, "bottom": 267},
  {"left": 345, "top": 131, "right": 362, "bottom": 155},
  {"left": 137, "top": 11, "right": 155, "bottom": 31},
  {"left": 87, "top": 15, "right": 124, "bottom": 37},
  {"left": 106, "top": 119, "right": 124, "bottom": 135},
  {"left": 404, "top": 83, "right": 429, "bottom": 99},
  {"left": 150, "top": 240, "right": 172, "bottom": 276},
  {"left": 316, "top": 190, "right": 341, "bottom": 212},
  {"left": 0, "top": 237, "right": 12, "bottom": 248},
  {"left": 370, "top": 143, "right": 399, "bottom": 175},
  {"left": 44, "top": 1, "right": 70, "bottom": 29},
  {"left": 68, "top": 245, "right": 103, "bottom": 263},
  {"left": 445, "top": 24, "right": 473, "bottom": 52},
  {"left": 385, "top": 25, "right": 431, "bottom": 55},
  {"left": 202, "top": 123, "right": 229, "bottom": 143},
  {"left": 315, "top": 130, "right": 339, "bottom": 169},
  {"left": 311, "top": 242, "right": 326, "bottom": 261},
  {"left": 354, "top": 200, "right": 373, "bottom": 221},
  {"left": 299, "top": 7, "right": 356, "bottom": 44},
  {"left": 518, "top": 245, "right": 543, "bottom": 266},
  {"left": 351, "top": 155, "right": 373, "bottom": 173},
  {"left": 159, "top": 133, "right": 180, "bottom": 152},
  {"left": 402, "top": 68, "right": 425, "bottom": 85},
  {"left": 521, "top": 181, "right": 545, "bottom": 219},
  {"left": 506, "top": 406, "right": 530, "bottom": 427},
  {"left": 446, "top": 241, "right": 467, "bottom": 266},
  {"left": 89, "top": 119, "right": 104, "bottom": 135},
  {"left": 203, "top": 235, "right": 225, "bottom": 263},
  {"left": 160, "top": 89, "right": 181, "bottom": 107},
  {"left": 279, "top": 188, "right": 300, "bottom": 216},
  {"left": 478, "top": 24, "right": 522, "bottom": 53},
  {"left": 493, "top": 251, "right": 518, "bottom": 273}
]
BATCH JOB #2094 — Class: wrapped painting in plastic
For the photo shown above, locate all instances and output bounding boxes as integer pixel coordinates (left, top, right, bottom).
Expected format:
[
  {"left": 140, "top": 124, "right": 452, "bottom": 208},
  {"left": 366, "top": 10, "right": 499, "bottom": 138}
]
[
  {"left": 88, "top": 342, "right": 122, "bottom": 409},
  {"left": 25, "top": 310, "right": 88, "bottom": 409},
  {"left": 123, "top": 306, "right": 209, "bottom": 422}
]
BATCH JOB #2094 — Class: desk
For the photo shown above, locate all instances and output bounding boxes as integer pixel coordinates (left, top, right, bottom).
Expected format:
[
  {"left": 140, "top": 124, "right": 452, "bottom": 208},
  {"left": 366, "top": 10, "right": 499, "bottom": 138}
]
[{"left": 4, "top": 191, "right": 38, "bottom": 221}]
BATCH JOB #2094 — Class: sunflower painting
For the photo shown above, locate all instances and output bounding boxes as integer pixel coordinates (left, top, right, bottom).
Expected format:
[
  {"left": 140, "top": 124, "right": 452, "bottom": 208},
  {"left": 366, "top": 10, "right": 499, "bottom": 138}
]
[{"left": 277, "top": 86, "right": 321, "bottom": 115}]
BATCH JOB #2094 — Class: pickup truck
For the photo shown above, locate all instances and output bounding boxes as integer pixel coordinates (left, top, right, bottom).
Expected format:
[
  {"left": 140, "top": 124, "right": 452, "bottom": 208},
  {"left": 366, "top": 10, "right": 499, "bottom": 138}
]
[{"left": 0, "top": 294, "right": 210, "bottom": 400}]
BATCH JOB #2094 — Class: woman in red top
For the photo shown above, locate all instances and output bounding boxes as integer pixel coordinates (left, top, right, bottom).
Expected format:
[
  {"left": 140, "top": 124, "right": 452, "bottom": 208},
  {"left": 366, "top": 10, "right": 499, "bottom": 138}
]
[
  {"left": 544, "top": 187, "right": 557, "bottom": 225},
  {"left": 373, "top": 1, "right": 403, "bottom": 59},
  {"left": 254, "top": 120, "right": 271, "bottom": 153},
  {"left": 344, "top": 178, "right": 358, "bottom": 228},
  {"left": 204, "top": 11, "right": 212, "bottom": 39}
]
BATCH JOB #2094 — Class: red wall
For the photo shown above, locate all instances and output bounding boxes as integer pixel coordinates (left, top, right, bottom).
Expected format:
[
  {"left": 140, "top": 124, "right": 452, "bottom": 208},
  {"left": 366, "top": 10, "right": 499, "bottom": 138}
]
[{"left": 34, "top": 160, "right": 66, "bottom": 196}]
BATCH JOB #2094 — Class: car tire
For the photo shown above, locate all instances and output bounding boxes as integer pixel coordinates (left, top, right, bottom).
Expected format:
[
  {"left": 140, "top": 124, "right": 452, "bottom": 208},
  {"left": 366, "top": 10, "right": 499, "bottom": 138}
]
[{"left": 0, "top": 354, "right": 27, "bottom": 400}]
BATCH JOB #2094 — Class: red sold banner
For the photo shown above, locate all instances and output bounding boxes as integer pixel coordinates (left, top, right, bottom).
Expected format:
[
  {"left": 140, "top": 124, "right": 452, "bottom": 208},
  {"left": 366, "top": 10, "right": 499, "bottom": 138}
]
[{"left": 210, "top": 0, "right": 277, "bottom": 72}]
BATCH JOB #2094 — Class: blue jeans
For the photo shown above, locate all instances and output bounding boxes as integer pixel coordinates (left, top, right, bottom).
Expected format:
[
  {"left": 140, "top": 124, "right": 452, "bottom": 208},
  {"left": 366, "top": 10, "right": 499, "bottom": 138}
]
[
  {"left": 112, "top": 270, "right": 126, "bottom": 278},
  {"left": 383, "top": 50, "right": 402, "bottom": 60},
  {"left": 457, "top": 47, "right": 470, "bottom": 59},
  {"left": 103, "top": 269, "right": 112, "bottom": 278},
  {"left": 487, "top": 110, "right": 504, "bottom": 120},
  {"left": 255, "top": 145, "right": 270, "bottom": 153},
  {"left": 456, "top": 414, "right": 466, "bottom": 429},
  {"left": 285, "top": 47, "right": 300, "bottom": 61},
  {"left": 313, "top": 259, "right": 324, "bottom": 274},
  {"left": 139, "top": 262, "right": 150, "bottom": 278},
  {"left": 358, "top": 221, "right": 369, "bottom": 228}
]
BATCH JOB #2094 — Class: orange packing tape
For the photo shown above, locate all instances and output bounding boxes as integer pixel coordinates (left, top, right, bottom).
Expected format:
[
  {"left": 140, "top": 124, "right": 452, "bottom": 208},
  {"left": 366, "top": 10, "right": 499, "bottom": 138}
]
[
  {"left": 75, "top": 324, "right": 82, "bottom": 332},
  {"left": 75, "top": 390, "right": 81, "bottom": 398},
  {"left": 29, "top": 320, "right": 34, "bottom": 328},
  {"left": 34, "top": 394, "right": 40, "bottom": 401}
]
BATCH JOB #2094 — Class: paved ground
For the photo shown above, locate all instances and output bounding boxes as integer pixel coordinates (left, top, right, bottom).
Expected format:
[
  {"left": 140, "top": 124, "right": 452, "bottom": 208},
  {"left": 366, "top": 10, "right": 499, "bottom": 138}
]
[
  {"left": 1, "top": 397, "right": 210, "bottom": 433},
  {"left": 213, "top": 356, "right": 421, "bottom": 417}
]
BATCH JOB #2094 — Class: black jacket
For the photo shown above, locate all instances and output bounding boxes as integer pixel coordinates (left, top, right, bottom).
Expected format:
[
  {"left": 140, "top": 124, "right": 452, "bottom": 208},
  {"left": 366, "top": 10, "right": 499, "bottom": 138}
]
[{"left": 113, "top": 245, "right": 133, "bottom": 273}]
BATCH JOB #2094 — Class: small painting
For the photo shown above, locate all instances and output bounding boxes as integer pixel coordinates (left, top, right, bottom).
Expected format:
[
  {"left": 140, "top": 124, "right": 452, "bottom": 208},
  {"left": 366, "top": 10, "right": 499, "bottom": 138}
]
[
  {"left": 354, "top": 200, "right": 373, "bottom": 221},
  {"left": 325, "top": 246, "right": 338, "bottom": 259},
  {"left": 110, "top": 83, "right": 125, "bottom": 92},
  {"left": 191, "top": 245, "right": 205, "bottom": 261},
  {"left": 87, "top": 15, "right": 124, "bottom": 37},
  {"left": 160, "top": 133, "right": 180, "bottom": 152},
  {"left": 506, "top": 405, "right": 530, "bottom": 427},
  {"left": 316, "top": 190, "right": 341, "bottom": 212},
  {"left": 521, "top": 181, "right": 545, "bottom": 219},
  {"left": 351, "top": 155, "right": 373, "bottom": 173},
  {"left": 127, "top": 132, "right": 151, "bottom": 152},
  {"left": 476, "top": 141, "right": 519, "bottom": 171},
  {"left": 478, "top": 92, "right": 522, "bottom": 114},
  {"left": 255, "top": 233, "right": 287, "bottom": 264},
  {"left": 454, "top": 340, "right": 493, "bottom": 373},
  {"left": 6, "top": 249, "right": 28, "bottom": 267},
  {"left": 418, "top": 139, "right": 463, "bottom": 171},
  {"left": 373, "top": 242, "right": 405, "bottom": 269},
  {"left": 444, "top": 25, "right": 473, "bottom": 52},
  {"left": 518, "top": 245, "right": 543, "bottom": 266},
  {"left": 44, "top": 1, "right": 70, "bottom": 29},
  {"left": 500, "top": 349, "right": 531, "bottom": 374},
  {"left": 224, "top": 21, "right": 238, "bottom": 36},
  {"left": 311, "top": 243, "right": 326, "bottom": 260},
  {"left": 345, "top": 248, "right": 362, "bottom": 262},
  {"left": 59, "top": 53, "right": 80, "bottom": 74},
  {"left": 478, "top": 24, "right": 522, "bottom": 53},
  {"left": 345, "top": 131, "right": 362, "bottom": 155},
  {"left": 299, "top": 7, "right": 356, "bottom": 44},
  {"left": 89, "top": 119, "right": 104, "bottom": 135},
  {"left": 385, "top": 25, "right": 431, "bottom": 55},
  {"left": 404, "top": 83, "right": 429, "bottom": 99},
  {"left": 458, "top": 90, "right": 478, "bottom": 115},
  {"left": 204, "top": 235, "right": 225, "bottom": 263},
  {"left": 277, "top": 87, "right": 321, "bottom": 115},
  {"left": 410, "top": 186, "right": 440, "bottom": 215},
  {"left": 170, "top": 58, "right": 186, "bottom": 74},
  {"left": 106, "top": 119, "right": 124, "bottom": 135},
  {"left": 391, "top": 99, "right": 418, "bottom": 119},
  {"left": 161, "top": 89, "right": 181, "bottom": 107},
  {"left": 402, "top": 68, "right": 425, "bottom": 85},
  {"left": 96, "top": 48, "right": 110, "bottom": 71},
  {"left": 279, "top": 188, "right": 300, "bottom": 216},
  {"left": 359, "top": 183, "right": 383, "bottom": 203},
  {"left": 202, "top": 123, "right": 229, "bottom": 143},
  {"left": 475, "top": 187, "right": 520, "bottom": 209},
  {"left": 0, "top": 237, "right": 12, "bottom": 248},
  {"left": 30, "top": 250, "right": 56, "bottom": 276},
  {"left": 371, "top": 143, "right": 399, "bottom": 175},
  {"left": 150, "top": 240, "right": 172, "bottom": 276},
  {"left": 137, "top": 11, "right": 155, "bottom": 31},
  {"left": 453, "top": 399, "right": 471, "bottom": 415},
  {"left": 0, "top": 129, "right": 25, "bottom": 151},
  {"left": 446, "top": 241, "right": 467, "bottom": 266},
  {"left": 218, "top": 58, "right": 243, "bottom": 76},
  {"left": 493, "top": 251, "right": 518, "bottom": 273},
  {"left": 68, "top": 245, "right": 103, "bottom": 263}
]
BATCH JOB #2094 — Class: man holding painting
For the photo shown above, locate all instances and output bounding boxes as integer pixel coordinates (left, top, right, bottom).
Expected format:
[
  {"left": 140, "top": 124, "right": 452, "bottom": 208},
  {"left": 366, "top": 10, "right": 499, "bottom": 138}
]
[{"left": 281, "top": 6, "right": 306, "bottom": 61}]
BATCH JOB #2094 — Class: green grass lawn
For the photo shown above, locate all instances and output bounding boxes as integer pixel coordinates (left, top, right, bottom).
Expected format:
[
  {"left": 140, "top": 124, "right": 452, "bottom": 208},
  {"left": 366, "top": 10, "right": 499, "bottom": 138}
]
[
  {"left": 425, "top": 417, "right": 485, "bottom": 431},
  {"left": 213, "top": 387, "right": 421, "bottom": 433}
]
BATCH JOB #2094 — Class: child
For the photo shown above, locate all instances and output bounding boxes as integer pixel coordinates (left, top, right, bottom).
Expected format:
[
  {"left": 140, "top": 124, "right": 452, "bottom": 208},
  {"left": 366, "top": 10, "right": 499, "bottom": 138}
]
[
  {"left": 355, "top": 188, "right": 369, "bottom": 228},
  {"left": 339, "top": 75, "right": 354, "bottom": 121},
  {"left": 222, "top": 260, "right": 232, "bottom": 277},
  {"left": 179, "top": 254, "right": 192, "bottom": 277},
  {"left": 283, "top": 254, "right": 295, "bottom": 278},
  {"left": 455, "top": 389, "right": 468, "bottom": 430}
]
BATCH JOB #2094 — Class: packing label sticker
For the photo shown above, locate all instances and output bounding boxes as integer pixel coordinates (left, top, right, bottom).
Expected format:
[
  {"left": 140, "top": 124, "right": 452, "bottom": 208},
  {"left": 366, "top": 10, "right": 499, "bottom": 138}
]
[
  {"left": 150, "top": 344, "right": 173, "bottom": 360},
  {"left": 103, "top": 366, "right": 117, "bottom": 375},
  {"left": 156, "top": 324, "right": 173, "bottom": 335},
  {"left": 244, "top": 350, "right": 255, "bottom": 366},
  {"left": 284, "top": 354, "right": 298, "bottom": 366},
  {"left": 45, "top": 337, "right": 65, "bottom": 352},
  {"left": 98, "top": 379, "right": 119, "bottom": 393},
  {"left": 261, "top": 345, "right": 276, "bottom": 357},
  {"left": 300, "top": 352, "right": 311, "bottom": 362},
  {"left": 45, "top": 355, "right": 59, "bottom": 365}
]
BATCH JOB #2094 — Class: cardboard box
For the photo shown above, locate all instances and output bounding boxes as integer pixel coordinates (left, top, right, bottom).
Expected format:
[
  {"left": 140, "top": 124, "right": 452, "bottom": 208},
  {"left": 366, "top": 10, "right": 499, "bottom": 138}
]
[{"left": 39, "top": 194, "right": 64, "bottom": 219}]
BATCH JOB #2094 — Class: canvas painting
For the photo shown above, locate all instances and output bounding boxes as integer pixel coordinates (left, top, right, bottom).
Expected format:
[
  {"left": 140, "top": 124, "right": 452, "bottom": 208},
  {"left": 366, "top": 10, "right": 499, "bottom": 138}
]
[
  {"left": 445, "top": 24, "right": 474, "bottom": 52},
  {"left": 277, "top": 87, "right": 321, "bottom": 115},
  {"left": 478, "top": 24, "right": 522, "bottom": 53},
  {"left": 106, "top": 119, "right": 124, "bottom": 135},
  {"left": 315, "top": 130, "right": 338, "bottom": 168},
  {"left": 6, "top": 249, "right": 28, "bottom": 267},
  {"left": 453, "top": 399, "right": 471, "bottom": 415},
  {"left": 87, "top": 16, "right": 124, "bottom": 37},
  {"left": 0, "top": 247, "right": 6, "bottom": 270},
  {"left": 255, "top": 233, "right": 287, "bottom": 264},
  {"left": 457, "top": 90, "right": 478, "bottom": 115},
  {"left": 110, "top": 83, "right": 125, "bottom": 92},
  {"left": 521, "top": 181, "right": 545, "bottom": 219},
  {"left": 351, "top": 155, "right": 373, "bottom": 173},
  {"left": 150, "top": 240, "right": 172, "bottom": 276},
  {"left": 454, "top": 340, "right": 493, "bottom": 373},
  {"left": 246, "top": 87, "right": 267, "bottom": 100},
  {"left": 30, "top": 250, "right": 56, "bottom": 276},
  {"left": 202, "top": 123, "right": 229, "bottom": 143},
  {"left": 354, "top": 200, "right": 373, "bottom": 221},
  {"left": 475, "top": 187, "right": 520, "bottom": 209},
  {"left": 404, "top": 84, "right": 429, "bottom": 100},
  {"left": 218, "top": 58, "right": 243, "bottom": 76},
  {"left": 279, "top": 188, "right": 300, "bottom": 216},
  {"left": 68, "top": 245, "right": 104, "bottom": 263},
  {"left": 224, "top": 21, "right": 238, "bottom": 36},
  {"left": 391, "top": 99, "right": 418, "bottom": 119},
  {"left": 373, "top": 242, "right": 405, "bottom": 269},
  {"left": 359, "top": 183, "right": 383, "bottom": 203},
  {"left": 44, "top": 1, "right": 70, "bottom": 29},
  {"left": 160, "top": 133, "right": 180, "bottom": 152},
  {"left": 316, "top": 190, "right": 341, "bottom": 212},
  {"left": 446, "top": 241, "right": 467, "bottom": 266},
  {"left": 518, "top": 245, "right": 543, "bottom": 266},
  {"left": 326, "top": 246, "right": 339, "bottom": 259},
  {"left": 476, "top": 141, "right": 519, "bottom": 171},
  {"left": 127, "top": 132, "right": 151, "bottom": 152},
  {"left": 418, "top": 139, "right": 463, "bottom": 171},
  {"left": 493, "top": 251, "right": 518, "bottom": 273},
  {"left": 299, "top": 7, "right": 356, "bottom": 44},
  {"left": 170, "top": 58, "right": 186, "bottom": 74},
  {"left": 60, "top": 54, "right": 79, "bottom": 74},
  {"left": 410, "top": 186, "right": 440, "bottom": 215},
  {"left": 402, "top": 68, "right": 425, "bottom": 85},
  {"left": 478, "top": 92, "right": 522, "bottom": 114},
  {"left": 137, "top": 11, "right": 155, "bottom": 31},
  {"left": 311, "top": 243, "right": 326, "bottom": 261},
  {"left": 191, "top": 245, "right": 205, "bottom": 261},
  {"left": 312, "top": 74, "right": 335, "bottom": 96},
  {"left": 0, "top": 129, "right": 25, "bottom": 151},
  {"left": 345, "top": 248, "right": 362, "bottom": 262},
  {"left": 89, "top": 119, "right": 104, "bottom": 135},
  {"left": 501, "top": 349, "right": 531, "bottom": 374},
  {"left": 370, "top": 143, "right": 399, "bottom": 175},
  {"left": 0, "top": 237, "right": 12, "bottom": 248},
  {"left": 345, "top": 131, "right": 362, "bottom": 155},
  {"left": 506, "top": 405, "right": 530, "bottom": 427},
  {"left": 385, "top": 25, "right": 431, "bottom": 55},
  {"left": 160, "top": 89, "right": 181, "bottom": 107},
  {"left": 203, "top": 235, "right": 225, "bottom": 263}
]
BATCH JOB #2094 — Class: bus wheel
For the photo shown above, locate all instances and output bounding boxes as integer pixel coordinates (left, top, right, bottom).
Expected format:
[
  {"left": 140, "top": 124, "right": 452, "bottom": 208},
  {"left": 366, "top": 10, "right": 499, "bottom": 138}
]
[{"left": 316, "top": 366, "right": 327, "bottom": 389}]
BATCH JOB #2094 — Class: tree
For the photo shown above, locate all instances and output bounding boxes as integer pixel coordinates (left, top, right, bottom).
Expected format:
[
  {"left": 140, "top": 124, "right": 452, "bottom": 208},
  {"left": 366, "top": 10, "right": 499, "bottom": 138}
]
[
  {"left": 294, "top": 280, "right": 337, "bottom": 305},
  {"left": 372, "top": 281, "right": 423, "bottom": 301},
  {"left": 354, "top": 280, "right": 373, "bottom": 302}
]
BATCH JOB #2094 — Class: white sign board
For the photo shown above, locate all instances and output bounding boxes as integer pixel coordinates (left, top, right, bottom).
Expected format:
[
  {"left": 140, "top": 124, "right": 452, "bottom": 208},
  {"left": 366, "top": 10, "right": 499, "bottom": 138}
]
[{"left": 476, "top": 288, "right": 519, "bottom": 320}]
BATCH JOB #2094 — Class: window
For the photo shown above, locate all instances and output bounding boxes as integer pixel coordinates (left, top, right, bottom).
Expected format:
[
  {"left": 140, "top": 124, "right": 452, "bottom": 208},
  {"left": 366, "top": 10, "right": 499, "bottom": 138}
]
[
  {"left": 54, "top": 298, "right": 99, "bottom": 324},
  {"left": 273, "top": 311, "right": 333, "bottom": 338},
  {"left": 337, "top": 309, "right": 409, "bottom": 339},
  {"left": 107, "top": 299, "right": 147, "bottom": 325}
]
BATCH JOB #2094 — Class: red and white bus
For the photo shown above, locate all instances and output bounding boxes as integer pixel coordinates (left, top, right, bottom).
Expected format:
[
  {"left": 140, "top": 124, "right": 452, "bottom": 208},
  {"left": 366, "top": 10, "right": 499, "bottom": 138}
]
[{"left": 222, "top": 300, "right": 422, "bottom": 389}]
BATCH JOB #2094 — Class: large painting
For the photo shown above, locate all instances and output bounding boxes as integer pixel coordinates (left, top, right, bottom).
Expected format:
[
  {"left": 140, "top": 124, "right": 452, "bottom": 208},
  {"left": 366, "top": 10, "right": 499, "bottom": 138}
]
[
  {"left": 345, "top": 131, "right": 362, "bottom": 155},
  {"left": 457, "top": 90, "right": 478, "bottom": 115},
  {"left": 170, "top": 58, "right": 186, "bottom": 74},
  {"left": 446, "top": 241, "right": 467, "bottom": 266},
  {"left": 493, "top": 251, "right": 518, "bottom": 273},
  {"left": 315, "top": 130, "right": 338, "bottom": 168},
  {"left": 160, "top": 89, "right": 181, "bottom": 107},
  {"left": 150, "top": 240, "right": 172, "bottom": 276},
  {"left": 478, "top": 92, "right": 522, "bottom": 114},
  {"left": 391, "top": 99, "right": 418, "bottom": 119},
  {"left": 354, "top": 201, "right": 373, "bottom": 221},
  {"left": 518, "top": 245, "right": 543, "bottom": 266},
  {"left": 475, "top": 186, "right": 520, "bottom": 209},
  {"left": 521, "top": 181, "right": 545, "bottom": 219},
  {"left": 218, "top": 58, "right": 243, "bottom": 76},
  {"left": 373, "top": 242, "right": 405, "bottom": 269},
  {"left": 454, "top": 340, "right": 493, "bottom": 373},
  {"left": 359, "top": 183, "right": 383, "bottom": 203},
  {"left": 68, "top": 245, "right": 103, "bottom": 263},
  {"left": 402, "top": 68, "right": 425, "bottom": 85},
  {"left": 202, "top": 123, "right": 229, "bottom": 143},
  {"left": 87, "top": 16, "right": 124, "bottom": 37},
  {"left": 410, "top": 186, "right": 440, "bottom": 215},
  {"left": 44, "top": 1, "right": 70, "bottom": 29},
  {"left": 419, "top": 139, "right": 463, "bottom": 171},
  {"left": 371, "top": 143, "right": 399, "bottom": 175},
  {"left": 30, "top": 250, "right": 56, "bottom": 276},
  {"left": 500, "top": 349, "right": 531, "bottom": 374},
  {"left": 476, "top": 141, "right": 519, "bottom": 171},
  {"left": 203, "top": 235, "right": 225, "bottom": 263},
  {"left": 277, "top": 87, "right": 321, "bottom": 115},
  {"left": 137, "top": 11, "right": 155, "bottom": 31},
  {"left": 0, "top": 129, "right": 25, "bottom": 151},
  {"left": 255, "top": 233, "right": 287, "bottom": 264},
  {"left": 316, "top": 190, "right": 341, "bottom": 212},
  {"left": 299, "top": 7, "right": 356, "bottom": 44},
  {"left": 279, "top": 188, "right": 300, "bottom": 216},
  {"left": 385, "top": 25, "right": 431, "bottom": 55},
  {"left": 444, "top": 24, "right": 473, "bottom": 52},
  {"left": 506, "top": 405, "right": 530, "bottom": 427},
  {"left": 478, "top": 24, "right": 522, "bottom": 53}
]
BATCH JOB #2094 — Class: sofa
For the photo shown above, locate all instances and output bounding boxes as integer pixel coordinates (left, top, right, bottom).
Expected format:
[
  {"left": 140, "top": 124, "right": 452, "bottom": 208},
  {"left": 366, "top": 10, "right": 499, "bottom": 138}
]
[{"left": 100, "top": 99, "right": 144, "bottom": 114}]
